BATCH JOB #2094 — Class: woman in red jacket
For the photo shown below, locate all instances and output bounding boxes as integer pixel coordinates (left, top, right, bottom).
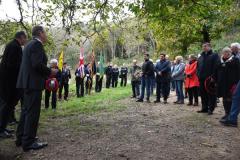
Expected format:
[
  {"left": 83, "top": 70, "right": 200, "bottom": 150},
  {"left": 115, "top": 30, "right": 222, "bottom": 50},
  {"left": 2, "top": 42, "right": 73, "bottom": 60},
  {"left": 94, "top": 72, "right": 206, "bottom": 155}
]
[{"left": 185, "top": 54, "right": 200, "bottom": 106}]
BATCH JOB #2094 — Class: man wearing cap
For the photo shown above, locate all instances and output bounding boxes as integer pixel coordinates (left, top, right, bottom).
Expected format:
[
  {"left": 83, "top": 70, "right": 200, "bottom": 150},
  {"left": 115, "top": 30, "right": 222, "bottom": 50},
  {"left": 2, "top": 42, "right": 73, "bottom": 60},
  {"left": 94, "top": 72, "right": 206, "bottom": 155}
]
[{"left": 59, "top": 62, "right": 71, "bottom": 100}]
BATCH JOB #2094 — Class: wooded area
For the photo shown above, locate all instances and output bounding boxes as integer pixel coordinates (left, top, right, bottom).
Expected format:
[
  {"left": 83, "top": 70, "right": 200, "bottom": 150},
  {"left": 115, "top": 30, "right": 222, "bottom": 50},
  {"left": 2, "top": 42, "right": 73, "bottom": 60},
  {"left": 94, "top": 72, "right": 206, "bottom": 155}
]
[{"left": 0, "top": 0, "right": 240, "bottom": 65}]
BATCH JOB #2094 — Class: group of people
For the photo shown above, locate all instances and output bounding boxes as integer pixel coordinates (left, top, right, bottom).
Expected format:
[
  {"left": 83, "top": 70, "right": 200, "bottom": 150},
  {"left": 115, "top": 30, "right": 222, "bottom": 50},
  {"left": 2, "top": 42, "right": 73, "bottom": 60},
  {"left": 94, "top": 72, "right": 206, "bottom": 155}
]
[
  {"left": 130, "top": 42, "right": 240, "bottom": 127},
  {"left": 0, "top": 25, "right": 130, "bottom": 152},
  {"left": 0, "top": 25, "right": 240, "bottom": 153}
]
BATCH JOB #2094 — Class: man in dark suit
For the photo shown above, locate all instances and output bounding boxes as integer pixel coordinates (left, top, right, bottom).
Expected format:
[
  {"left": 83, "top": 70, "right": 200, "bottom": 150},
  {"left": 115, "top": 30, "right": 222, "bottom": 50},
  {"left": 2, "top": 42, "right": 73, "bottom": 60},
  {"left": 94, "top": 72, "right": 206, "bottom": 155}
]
[
  {"left": 16, "top": 26, "right": 58, "bottom": 151},
  {"left": 58, "top": 62, "right": 71, "bottom": 100},
  {"left": 0, "top": 31, "right": 27, "bottom": 138}
]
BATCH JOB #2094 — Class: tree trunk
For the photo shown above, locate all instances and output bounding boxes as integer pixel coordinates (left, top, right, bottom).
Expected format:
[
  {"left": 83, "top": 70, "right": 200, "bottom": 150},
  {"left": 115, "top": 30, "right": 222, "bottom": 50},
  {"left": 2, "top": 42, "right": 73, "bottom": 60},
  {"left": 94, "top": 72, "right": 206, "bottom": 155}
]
[{"left": 202, "top": 25, "right": 211, "bottom": 43}]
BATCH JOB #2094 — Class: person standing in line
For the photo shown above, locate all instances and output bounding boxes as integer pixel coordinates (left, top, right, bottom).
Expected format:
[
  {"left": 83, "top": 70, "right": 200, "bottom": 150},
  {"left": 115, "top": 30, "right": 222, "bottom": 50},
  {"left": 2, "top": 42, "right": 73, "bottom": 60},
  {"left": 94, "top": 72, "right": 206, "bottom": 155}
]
[
  {"left": 105, "top": 63, "right": 113, "bottom": 88},
  {"left": 172, "top": 56, "right": 185, "bottom": 104},
  {"left": 197, "top": 42, "right": 220, "bottom": 115},
  {"left": 214, "top": 47, "right": 240, "bottom": 122},
  {"left": 154, "top": 53, "right": 171, "bottom": 104},
  {"left": 75, "top": 65, "right": 85, "bottom": 97},
  {"left": 45, "top": 59, "right": 61, "bottom": 110},
  {"left": 16, "top": 26, "right": 58, "bottom": 151},
  {"left": 120, "top": 63, "right": 128, "bottom": 87},
  {"left": 0, "top": 31, "right": 27, "bottom": 138},
  {"left": 130, "top": 60, "right": 141, "bottom": 98},
  {"left": 170, "top": 61, "right": 176, "bottom": 91},
  {"left": 185, "top": 54, "right": 199, "bottom": 106},
  {"left": 231, "top": 42, "right": 240, "bottom": 59},
  {"left": 136, "top": 53, "right": 154, "bottom": 103},
  {"left": 112, "top": 64, "right": 119, "bottom": 88},
  {"left": 58, "top": 62, "right": 71, "bottom": 100},
  {"left": 221, "top": 80, "right": 240, "bottom": 127},
  {"left": 95, "top": 62, "right": 103, "bottom": 92}
]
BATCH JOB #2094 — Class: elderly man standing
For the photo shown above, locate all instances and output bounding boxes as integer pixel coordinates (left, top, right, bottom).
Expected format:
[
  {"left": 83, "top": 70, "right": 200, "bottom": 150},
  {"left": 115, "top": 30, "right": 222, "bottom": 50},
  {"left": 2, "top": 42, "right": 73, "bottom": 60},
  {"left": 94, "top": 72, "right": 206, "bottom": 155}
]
[
  {"left": 197, "top": 42, "right": 220, "bottom": 115},
  {"left": 231, "top": 42, "right": 240, "bottom": 59},
  {"left": 0, "top": 31, "right": 27, "bottom": 138},
  {"left": 154, "top": 53, "right": 171, "bottom": 104},
  {"left": 16, "top": 26, "right": 58, "bottom": 151}
]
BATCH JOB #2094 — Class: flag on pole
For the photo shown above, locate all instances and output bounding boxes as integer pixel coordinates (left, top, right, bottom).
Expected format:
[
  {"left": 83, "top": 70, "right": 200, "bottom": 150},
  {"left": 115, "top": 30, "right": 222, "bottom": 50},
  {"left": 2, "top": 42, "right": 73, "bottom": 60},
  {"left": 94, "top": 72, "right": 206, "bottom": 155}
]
[
  {"left": 78, "top": 47, "right": 85, "bottom": 78},
  {"left": 58, "top": 51, "right": 64, "bottom": 71},
  {"left": 99, "top": 52, "right": 104, "bottom": 77}
]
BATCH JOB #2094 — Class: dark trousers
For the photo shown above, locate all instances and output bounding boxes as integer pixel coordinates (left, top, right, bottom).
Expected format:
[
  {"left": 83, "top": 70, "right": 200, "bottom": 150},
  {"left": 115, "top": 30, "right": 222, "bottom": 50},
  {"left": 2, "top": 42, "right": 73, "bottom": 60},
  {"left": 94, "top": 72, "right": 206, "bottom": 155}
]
[
  {"left": 45, "top": 90, "right": 57, "bottom": 109},
  {"left": 16, "top": 89, "right": 42, "bottom": 148},
  {"left": 106, "top": 75, "right": 112, "bottom": 88},
  {"left": 76, "top": 78, "right": 84, "bottom": 97},
  {"left": 112, "top": 77, "right": 118, "bottom": 88},
  {"left": 95, "top": 75, "right": 103, "bottom": 92},
  {"left": 85, "top": 79, "right": 92, "bottom": 95},
  {"left": 156, "top": 81, "right": 170, "bottom": 101},
  {"left": 120, "top": 75, "right": 127, "bottom": 87},
  {"left": 188, "top": 87, "right": 199, "bottom": 104},
  {"left": 0, "top": 92, "right": 21, "bottom": 132},
  {"left": 223, "top": 96, "right": 232, "bottom": 116},
  {"left": 199, "top": 80, "right": 217, "bottom": 112},
  {"left": 131, "top": 81, "right": 140, "bottom": 97},
  {"left": 58, "top": 83, "right": 69, "bottom": 100}
]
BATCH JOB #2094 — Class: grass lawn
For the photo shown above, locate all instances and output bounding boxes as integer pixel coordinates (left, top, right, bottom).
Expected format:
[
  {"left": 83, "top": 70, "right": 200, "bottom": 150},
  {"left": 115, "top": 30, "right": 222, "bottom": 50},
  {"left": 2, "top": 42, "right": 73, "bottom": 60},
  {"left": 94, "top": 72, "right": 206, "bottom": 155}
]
[{"left": 39, "top": 85, "right": 132, "bottom": 123}]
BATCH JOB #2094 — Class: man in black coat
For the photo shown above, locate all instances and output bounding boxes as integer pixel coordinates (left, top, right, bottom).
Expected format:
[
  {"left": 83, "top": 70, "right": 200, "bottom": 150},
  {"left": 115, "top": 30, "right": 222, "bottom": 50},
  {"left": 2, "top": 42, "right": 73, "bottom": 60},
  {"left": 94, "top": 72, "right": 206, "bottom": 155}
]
[
  {"left": 59, "top": 62, "right": 71, "bottom": 100},
  {"left": 137, "top": 53, "right": 154, "bottom": 103},
  {"left": 105, "top": 63, "right": 113, "bottom": 88},
  {"left": 197, "top": 42, "right": 220, "bottom": 115},
  {"left": 0, "top": 31, "right": 27, "bottom": 138},
  {"left": 16, "top": 26, "right": 58, "bottom": 151},
  {"left": 120, "top": 64, "right": 128, "bottom": 87}
]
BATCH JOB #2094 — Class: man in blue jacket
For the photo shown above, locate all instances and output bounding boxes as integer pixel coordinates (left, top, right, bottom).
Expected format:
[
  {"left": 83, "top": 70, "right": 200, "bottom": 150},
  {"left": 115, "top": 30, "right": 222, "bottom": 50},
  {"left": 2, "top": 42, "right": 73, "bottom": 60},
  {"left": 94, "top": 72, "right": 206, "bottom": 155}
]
[{"left": 154, "top": 53, "right": 171, "bottom": 104}]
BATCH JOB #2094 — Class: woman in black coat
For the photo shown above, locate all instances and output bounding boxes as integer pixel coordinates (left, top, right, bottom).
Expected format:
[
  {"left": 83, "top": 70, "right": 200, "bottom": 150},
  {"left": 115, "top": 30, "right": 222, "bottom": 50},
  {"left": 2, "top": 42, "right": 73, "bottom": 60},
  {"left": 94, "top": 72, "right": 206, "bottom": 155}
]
[{"left": 215, "top": 47, "right": 240, "bottom": 121}]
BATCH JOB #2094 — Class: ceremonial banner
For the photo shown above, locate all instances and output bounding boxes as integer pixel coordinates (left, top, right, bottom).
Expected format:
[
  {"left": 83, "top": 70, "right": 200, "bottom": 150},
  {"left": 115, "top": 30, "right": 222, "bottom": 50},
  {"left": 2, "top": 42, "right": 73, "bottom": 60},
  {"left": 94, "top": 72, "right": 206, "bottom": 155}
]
[{"left": 58, "top": 51, "right": 64, "bottom": 71}]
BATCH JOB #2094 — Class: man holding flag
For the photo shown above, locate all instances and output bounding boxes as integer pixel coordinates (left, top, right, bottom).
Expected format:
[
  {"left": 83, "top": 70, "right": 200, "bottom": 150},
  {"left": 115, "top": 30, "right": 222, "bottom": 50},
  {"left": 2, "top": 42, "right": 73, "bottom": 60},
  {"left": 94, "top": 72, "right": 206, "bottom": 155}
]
[
  {"left": 75, "top": 48, "right": 85, "bottom": 97},
  {"left": 95, "top": 53, "right": 104, "bottom": 92}
]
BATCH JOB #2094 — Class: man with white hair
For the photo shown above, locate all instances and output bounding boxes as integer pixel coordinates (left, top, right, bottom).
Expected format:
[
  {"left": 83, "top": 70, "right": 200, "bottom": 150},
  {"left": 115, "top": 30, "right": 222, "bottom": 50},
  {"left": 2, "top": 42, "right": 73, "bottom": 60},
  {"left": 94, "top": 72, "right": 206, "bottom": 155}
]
[{"left": 230, "top": 42, "right": 240, "bottom": 59}]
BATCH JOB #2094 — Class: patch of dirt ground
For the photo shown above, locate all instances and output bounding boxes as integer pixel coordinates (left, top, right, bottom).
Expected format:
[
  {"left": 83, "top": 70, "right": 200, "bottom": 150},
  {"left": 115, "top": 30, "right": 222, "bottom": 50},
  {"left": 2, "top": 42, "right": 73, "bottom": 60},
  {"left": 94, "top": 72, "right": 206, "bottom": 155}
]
[{"left": 1, "top": 95, "right": 240, "bottom": 160}]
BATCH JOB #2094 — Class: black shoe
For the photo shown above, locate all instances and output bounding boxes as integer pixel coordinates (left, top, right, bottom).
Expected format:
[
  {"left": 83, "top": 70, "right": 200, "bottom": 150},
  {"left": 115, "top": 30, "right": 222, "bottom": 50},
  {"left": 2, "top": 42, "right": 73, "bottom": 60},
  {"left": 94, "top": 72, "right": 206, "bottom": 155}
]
[
  {"left": 208, "top": 110, "right": 213, "bottom": 115},
  {"left": 163, "top": 100, "right": 168, "bottom": 104},
  {"left": 221, "top": 115, "right": 228, "bottom": 120},
  {"left": 146, "top": 99, "right": 151, "bottom": 103},
  {"left": 220, "top": 119, "right": 238, "bottom": 127},
  {"left": 197, "top": 110, "right": 208, "bottom": 113},
  {"left": 173, "top": 101, "right": 179, "bottom": 104},
  {"left": 154, "top": 100, "right": 161, "bottom": 103},
  {"left": 23, "top": 142, "right": 48, "bottom": 152},
  {"left": 187, "top": 103, "right": 193, "bottom": 106},
  {"left": 176, "top": 101, "right": 184, "bottom": 104},
  {"left": 16, "top": 137, "right": 39, "bottom": 147},
  {"left": 193, "top": 103, "right": 199, "bottom": 106},
  {"left": 5, "top": 128, "right": 14, "bottom": 134},
  {"left": 0, "top": 131, "right": 13, "bottom": 138},
  {"left": 136, "top": 99, "right": 143, "bottom": 102}
]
